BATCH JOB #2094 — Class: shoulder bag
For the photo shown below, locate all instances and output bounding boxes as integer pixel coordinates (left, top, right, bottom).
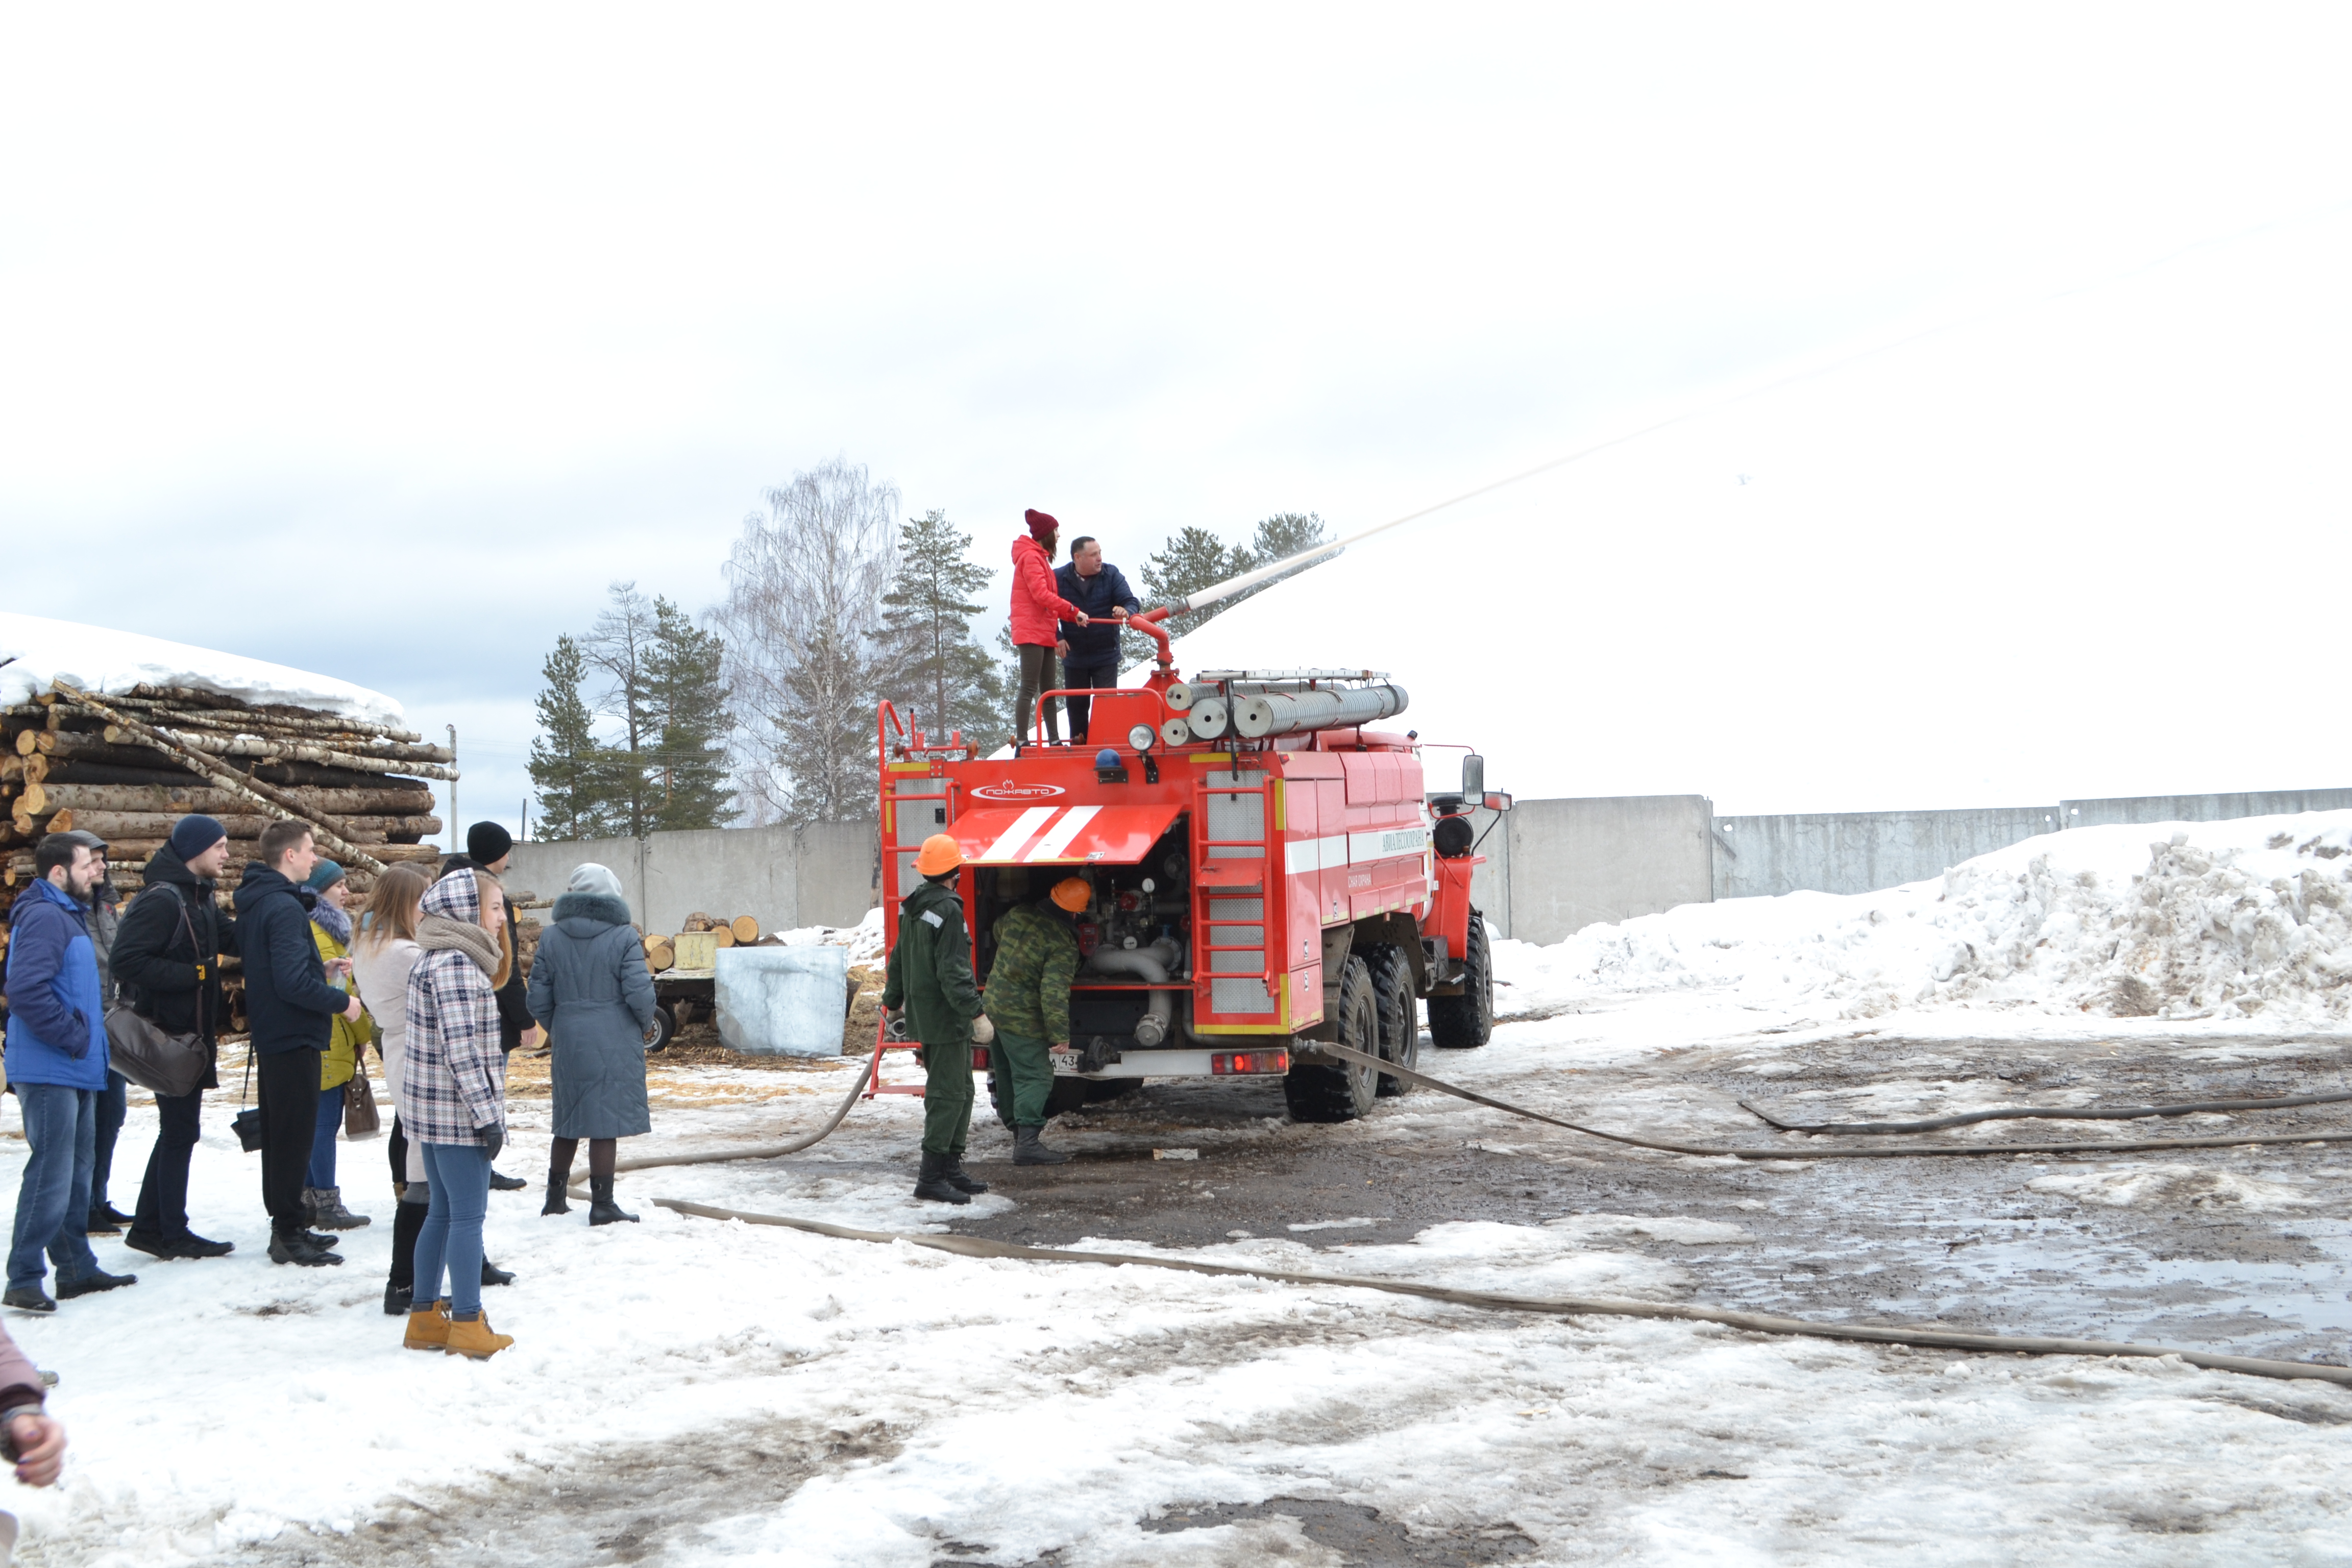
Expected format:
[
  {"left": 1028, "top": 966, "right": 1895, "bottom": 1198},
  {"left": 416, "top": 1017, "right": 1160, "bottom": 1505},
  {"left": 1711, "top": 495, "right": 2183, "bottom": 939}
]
[{"left": 103, "top": 885, "right": 211, "bottom": 1099}]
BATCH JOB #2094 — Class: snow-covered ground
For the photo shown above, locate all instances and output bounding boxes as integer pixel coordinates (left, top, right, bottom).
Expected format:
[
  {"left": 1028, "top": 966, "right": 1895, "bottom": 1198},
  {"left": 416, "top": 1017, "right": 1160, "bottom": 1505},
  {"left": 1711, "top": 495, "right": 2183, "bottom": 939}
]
[
  {"left": 5, "top": 819, "right": 2351, "bottom": 1564},
  {"left": 0, "top": 613, "right": 403, "bottom": 724}
]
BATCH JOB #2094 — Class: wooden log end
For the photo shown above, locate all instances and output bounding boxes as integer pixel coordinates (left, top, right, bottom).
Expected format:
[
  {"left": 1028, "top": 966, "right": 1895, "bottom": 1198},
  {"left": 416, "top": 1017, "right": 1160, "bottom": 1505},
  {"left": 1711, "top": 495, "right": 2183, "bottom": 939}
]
[{"left": 730, "top": 915, "right": 761, "bottom": 944}]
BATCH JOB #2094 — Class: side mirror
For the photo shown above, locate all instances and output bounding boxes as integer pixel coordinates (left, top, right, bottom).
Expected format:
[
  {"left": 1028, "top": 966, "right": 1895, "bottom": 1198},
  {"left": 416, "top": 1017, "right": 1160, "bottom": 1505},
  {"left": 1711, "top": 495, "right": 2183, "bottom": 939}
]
[{"left": 1461, "top": 753, "right": 1485, "bottom": 799}]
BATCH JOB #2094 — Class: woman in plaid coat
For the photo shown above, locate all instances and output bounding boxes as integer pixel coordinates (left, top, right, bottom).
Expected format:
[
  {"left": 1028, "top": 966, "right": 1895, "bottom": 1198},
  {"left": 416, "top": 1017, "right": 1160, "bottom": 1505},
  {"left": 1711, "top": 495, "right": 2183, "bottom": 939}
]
[{"left": 397, "top": 868, "right": 516, "bottom": 1360}]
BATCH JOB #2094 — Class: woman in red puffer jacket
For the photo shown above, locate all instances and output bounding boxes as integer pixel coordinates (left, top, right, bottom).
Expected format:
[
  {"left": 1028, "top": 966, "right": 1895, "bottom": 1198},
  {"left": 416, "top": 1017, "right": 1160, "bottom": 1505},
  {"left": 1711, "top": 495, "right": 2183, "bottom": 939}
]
[{"left": 1009, "top": 507, "right": 1088, "bottom": 747}]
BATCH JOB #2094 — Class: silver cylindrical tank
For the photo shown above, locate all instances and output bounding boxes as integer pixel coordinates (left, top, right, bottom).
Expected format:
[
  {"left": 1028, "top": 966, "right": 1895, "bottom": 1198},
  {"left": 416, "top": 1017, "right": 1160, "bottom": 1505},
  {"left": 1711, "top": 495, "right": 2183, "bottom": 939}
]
[
  {"left": 1187, "top": 696, "right": 1230, "bottom": 739},
  {"left": 1230, "top": 683, "right": 1409, "bottom": 738}
]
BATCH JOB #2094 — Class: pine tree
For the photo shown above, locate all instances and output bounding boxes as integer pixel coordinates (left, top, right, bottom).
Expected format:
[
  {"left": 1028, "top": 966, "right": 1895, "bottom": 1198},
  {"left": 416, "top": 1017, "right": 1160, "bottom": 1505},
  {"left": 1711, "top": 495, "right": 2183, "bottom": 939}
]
[
  {"left": 1138, "top": 513, "right": 1335, "bottom": 641},
  {"left": 872, "top": 508, "right": 1004, "bottom": 750},
  {"left": 583, "top": 582, "right": 661, "bottom": 838},
  {"left": 1226, "top": 511, "right": 1332, "bottom": 610},
  {"left": 1139, "top": 526, "right": 1249, "bottom": 641},
  {"left": 647, "top": 597, "right": 738, "bottom": 832},
  {"left": 527, "top": 635, "right": 611, "bottom": 841}
]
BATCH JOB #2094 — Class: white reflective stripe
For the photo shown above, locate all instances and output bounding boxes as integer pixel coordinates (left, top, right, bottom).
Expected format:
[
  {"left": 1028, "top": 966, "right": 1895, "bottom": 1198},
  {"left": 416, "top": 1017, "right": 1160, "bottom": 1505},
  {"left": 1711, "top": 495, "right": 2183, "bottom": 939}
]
[
  {"left": 1349, "top": 826, "right": 1430, "bottom": 863},
  {"left": 1023, "top": 803, "right": 1102, "bottom": 862},
  {"left": 976, "top": 805, "right": 1060, "bottom": 862},
  {"left": 1283, "top": 834, "right": 1349, "bottom": 876}
]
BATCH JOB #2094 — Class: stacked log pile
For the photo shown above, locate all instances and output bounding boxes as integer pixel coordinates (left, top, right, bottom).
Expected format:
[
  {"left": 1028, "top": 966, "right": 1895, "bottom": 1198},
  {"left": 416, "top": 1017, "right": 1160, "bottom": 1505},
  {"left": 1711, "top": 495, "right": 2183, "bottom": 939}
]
[
  {"left": 3, "top": 683, "right": 452, "bottom": 896},
  {"left": 642, "top": 912, "right": 764, "bottom": 972}
]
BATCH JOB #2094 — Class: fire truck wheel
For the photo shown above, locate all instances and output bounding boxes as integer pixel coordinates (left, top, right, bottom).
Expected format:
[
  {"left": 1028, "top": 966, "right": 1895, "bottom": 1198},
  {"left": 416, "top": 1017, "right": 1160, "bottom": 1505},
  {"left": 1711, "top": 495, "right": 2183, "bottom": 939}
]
[
  {"left": 1284, "top": 955, "right": 1380, "bottom": 1123},
  {"left": 1045, "top": 1078, "right": 1095, "bottom": 1117},
  {"left": 1367, "top": 944, "right": 1417, "bottom": 1096},
  {"left": 645, "top": 1004, "right": 677, "bottom": 1052},
  {"left": 1083, "top": 1078, "right": 1142, "bottom": 1104},
  {"left": 1427, "top": 911, "right": 1493, "bottom": 1049}
]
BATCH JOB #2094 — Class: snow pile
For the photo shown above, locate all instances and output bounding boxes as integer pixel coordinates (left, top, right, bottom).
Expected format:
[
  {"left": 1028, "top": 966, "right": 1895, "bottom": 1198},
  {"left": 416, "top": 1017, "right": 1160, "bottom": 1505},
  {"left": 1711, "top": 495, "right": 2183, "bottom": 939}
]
[
  {"left": 0, "top": 610, "right": 402, "bottom": 722},
  {"left": 1510, "top": 810, "right": 2352, "bottom": 1024},
  {"left": 771, "top": 905, "right": 888, "bottom": 962}
]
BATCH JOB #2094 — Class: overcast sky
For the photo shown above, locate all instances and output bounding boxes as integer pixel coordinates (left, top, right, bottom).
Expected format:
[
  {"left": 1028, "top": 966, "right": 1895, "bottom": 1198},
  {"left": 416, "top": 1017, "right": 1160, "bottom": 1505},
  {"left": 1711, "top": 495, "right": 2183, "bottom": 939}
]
[{"left": 5, "top": 6, "right": 2347, "bottom": 837}]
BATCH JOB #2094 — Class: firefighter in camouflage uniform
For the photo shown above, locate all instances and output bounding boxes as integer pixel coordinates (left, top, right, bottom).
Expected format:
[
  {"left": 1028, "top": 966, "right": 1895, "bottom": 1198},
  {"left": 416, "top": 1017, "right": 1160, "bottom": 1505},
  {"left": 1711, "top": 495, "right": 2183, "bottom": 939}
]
[
  {"left": 980, "top": 875, "right": 1091, "bottom": 1166},
  {"left": 881, "top": 834, "right": 994, "bottom": 1204}
]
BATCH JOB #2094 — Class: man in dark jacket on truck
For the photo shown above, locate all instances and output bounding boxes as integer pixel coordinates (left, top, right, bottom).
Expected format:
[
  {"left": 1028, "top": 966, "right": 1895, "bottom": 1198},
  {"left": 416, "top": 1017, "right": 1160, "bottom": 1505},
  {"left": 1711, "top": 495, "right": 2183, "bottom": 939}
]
[
  {"left": 3, "top": 834, "right": 136, "bottom": 1311},
  {"left": 111, "top": 815, "right": 237, "bottom": 1261},
  {"left": 236, "top": 819, "right": 365, "bottom": 1267},
  {"left": 1054, "top": 535, "right": 1139, "bottom": 745},
  {"left": 981, "top": 875, "right": 1089, "bottom": 1167},
  {"left": 882, "top": 834, "right": 993, "bottom": 1205}
]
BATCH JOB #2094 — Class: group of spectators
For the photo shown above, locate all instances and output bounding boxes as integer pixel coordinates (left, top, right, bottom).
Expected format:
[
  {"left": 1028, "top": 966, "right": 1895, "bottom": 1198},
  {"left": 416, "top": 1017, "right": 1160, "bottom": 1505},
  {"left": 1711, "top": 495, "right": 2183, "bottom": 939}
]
[{"left": 2, "top": 813, "right": 667, "bottom": 1373}]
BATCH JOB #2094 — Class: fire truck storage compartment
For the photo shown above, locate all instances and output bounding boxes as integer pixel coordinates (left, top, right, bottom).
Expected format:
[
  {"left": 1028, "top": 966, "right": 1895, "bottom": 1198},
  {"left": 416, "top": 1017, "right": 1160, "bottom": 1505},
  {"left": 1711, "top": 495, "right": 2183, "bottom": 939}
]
[{"left": 966, "top": 817, "right": 1193, "bottom": 1051}]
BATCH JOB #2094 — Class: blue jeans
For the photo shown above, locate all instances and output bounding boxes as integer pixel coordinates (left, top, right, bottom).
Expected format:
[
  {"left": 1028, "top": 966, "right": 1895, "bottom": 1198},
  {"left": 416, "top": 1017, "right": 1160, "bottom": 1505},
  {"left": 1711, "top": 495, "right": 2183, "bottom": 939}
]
[
  {"left": 413, "top": 1141, "right": 492, "bottom": 1318},
  {"left": 8, "top": 1085, "right": 101, "bottom": 1293},
  {"left": 308, "top": 1083, "right": 346, "bottom": 1189}
]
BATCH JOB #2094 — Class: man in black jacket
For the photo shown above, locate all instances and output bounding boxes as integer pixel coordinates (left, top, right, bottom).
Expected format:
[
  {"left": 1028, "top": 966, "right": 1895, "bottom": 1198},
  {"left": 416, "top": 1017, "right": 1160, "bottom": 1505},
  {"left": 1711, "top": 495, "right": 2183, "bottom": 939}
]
[
  {"left": 110, "top": 818, "right": 241, "bottom": 1269},
  {"left": 235, "top": 819, "right": 364, "bottom": 1267},
  {"left": 439, "top": 821, "right": 541, "bottom": 1196},
  {"left": 110, "top": 816, "right": 239, "bottom": 1261},
  {"left": 1054, "top": 535, "right": 1139, "bottom": 744}
]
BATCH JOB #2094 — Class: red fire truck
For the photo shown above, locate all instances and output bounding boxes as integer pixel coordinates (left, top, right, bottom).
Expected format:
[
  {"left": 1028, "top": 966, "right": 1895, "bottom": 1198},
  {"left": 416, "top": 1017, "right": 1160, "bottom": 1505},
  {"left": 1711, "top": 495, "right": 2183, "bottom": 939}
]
[{"left": 876, "top": 608, "right": 1509, "bottom": 1123}]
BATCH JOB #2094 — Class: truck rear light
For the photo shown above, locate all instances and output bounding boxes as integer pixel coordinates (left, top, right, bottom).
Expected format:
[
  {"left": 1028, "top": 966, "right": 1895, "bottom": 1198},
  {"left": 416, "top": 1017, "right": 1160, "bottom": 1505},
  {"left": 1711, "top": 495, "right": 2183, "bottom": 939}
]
[{"left": 1210, "top": 1050, "right": 1289, "bottom": 1075}]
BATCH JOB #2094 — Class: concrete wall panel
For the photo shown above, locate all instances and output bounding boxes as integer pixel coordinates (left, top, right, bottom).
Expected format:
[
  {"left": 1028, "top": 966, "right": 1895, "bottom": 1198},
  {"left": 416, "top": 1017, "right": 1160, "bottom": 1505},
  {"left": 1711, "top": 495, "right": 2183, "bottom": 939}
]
[
  {"left": 1711, "top": 807, "right": 2056, "bottom": 900},
  {"left": 2061, "top": 790, "right": 2352, "bottom": 827},
  {"left": 507, "top": 822, "right": 877, "bottom": 938},
  {"left": 1504, "top": 795, "right": 1713, "bottom": 945}
]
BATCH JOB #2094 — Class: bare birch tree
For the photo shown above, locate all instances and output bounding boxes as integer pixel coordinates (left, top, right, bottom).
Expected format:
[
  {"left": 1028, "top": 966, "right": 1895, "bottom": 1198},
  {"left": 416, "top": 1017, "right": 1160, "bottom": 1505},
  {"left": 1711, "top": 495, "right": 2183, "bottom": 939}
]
[{"left": 710, "top": 458, "right": 900, "bottom": 825}]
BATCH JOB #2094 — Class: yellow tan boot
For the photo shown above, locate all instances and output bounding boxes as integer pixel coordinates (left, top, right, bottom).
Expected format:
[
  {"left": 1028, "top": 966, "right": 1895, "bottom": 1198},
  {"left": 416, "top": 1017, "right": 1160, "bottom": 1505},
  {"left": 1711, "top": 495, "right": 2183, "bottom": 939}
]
[
  {"left": 444, "top": 1311, "right": 514, "bottom": 1360},
  {"left": 403, "top": 1298, "right": 452, "bottom": 1352}
]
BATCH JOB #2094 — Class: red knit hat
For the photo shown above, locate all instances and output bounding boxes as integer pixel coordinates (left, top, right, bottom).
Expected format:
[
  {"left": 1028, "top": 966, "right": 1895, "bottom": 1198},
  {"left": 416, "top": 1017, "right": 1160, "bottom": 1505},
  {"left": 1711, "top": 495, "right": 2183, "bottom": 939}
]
[{"left": 1024, "top": 508, "right": 1059, "bottom": 540}]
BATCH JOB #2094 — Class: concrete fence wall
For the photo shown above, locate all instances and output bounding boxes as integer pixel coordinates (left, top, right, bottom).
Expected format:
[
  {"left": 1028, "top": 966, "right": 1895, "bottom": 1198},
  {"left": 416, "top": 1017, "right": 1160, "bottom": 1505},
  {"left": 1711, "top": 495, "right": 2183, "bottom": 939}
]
[
  {"left": 507, "top": 784, "right": 2352, "bottom": 954},
  {"left": 506, "top": 822, "right": 876, "bottom": 938}
]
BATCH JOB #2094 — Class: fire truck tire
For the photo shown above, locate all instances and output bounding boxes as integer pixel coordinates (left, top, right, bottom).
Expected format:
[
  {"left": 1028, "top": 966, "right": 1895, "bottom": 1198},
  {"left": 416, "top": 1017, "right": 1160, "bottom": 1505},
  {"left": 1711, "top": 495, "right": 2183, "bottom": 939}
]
[
  {"left": 1284, "top": 955, "right": 1379, "bottom": 1123},
  {"left": 645, "top": 1003, "right": 677, "bottom": 1052},
  {"left": 1367, "top": 943, "right": 1417, "bottom": 1096},
  {"left": 1084, "top": 1078, "right": 1142, "bottom": 1104},
  {"left": 1045, "top": 1078, "right": 1095, "bottom": 1117},
  {"left": 1427, "top": 912, "right": 1492, "bottom": 1049}
]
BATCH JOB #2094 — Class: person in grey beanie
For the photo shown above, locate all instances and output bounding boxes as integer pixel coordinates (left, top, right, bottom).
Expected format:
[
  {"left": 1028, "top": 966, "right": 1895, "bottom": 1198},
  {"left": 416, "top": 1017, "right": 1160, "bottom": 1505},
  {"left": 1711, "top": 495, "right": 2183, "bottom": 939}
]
[
  {"left": 526, "top": 863, "right": 656, "bottom": 1224},
  {"left": 113, "top": 815, "right": 237, "bottom": 1262}
]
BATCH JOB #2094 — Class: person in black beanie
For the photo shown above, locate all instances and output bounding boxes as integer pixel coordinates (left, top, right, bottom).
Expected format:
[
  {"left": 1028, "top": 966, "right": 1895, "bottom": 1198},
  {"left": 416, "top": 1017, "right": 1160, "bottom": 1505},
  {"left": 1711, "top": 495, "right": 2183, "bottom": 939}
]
[
  {"left": 436, "top": 822, "right": 535, "bottom": 1267},
  {"left": 113, "top": 815, "right": 238, "bottom": 1261}
]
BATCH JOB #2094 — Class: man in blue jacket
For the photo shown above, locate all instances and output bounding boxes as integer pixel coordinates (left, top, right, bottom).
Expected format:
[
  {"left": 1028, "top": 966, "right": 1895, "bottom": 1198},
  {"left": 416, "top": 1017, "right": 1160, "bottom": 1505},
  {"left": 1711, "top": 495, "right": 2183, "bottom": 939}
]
[
  {"left": 235, "top": 819, "right": 365, "bottom": 1267},
  {"left": 1054, "top": 534, "right": 1139, "bottom": 744},
  {"left": 4, "top": 834, "right": 137, "bottom": 1311}
]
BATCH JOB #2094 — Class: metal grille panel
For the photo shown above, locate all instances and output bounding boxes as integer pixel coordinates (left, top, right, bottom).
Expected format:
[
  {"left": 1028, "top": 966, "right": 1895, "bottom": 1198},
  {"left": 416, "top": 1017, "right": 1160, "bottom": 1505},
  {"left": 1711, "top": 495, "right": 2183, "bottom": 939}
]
[
  {"left": 1211, "top": 976, "right": 1276, "bottom": 1013},
  {"left": 1205, "top": 790, "right": 1264, "bottom": 857},
  {"left": 1210, "top": 948, "right": 1264, "bottom": 973},
  {"left": 1208, "top": 898, "right": 1263, "bottom": 921}
]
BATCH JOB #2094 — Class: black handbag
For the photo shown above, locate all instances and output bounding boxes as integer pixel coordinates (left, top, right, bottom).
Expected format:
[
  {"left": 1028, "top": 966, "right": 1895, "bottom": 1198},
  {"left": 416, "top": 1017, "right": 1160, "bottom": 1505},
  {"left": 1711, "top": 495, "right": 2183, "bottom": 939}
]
[
  {"left": 104, "top": 886, "right": 210, "bottom": 1099},
  {"left": 231, "top": 1048, "right": 264, "bottom": 1153}
]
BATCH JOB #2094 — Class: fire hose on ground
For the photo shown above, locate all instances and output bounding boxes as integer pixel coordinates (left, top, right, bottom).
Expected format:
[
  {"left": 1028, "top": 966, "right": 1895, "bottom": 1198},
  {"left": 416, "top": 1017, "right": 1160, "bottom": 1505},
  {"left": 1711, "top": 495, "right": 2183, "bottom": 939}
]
[{"left": 569, "top": 1040, "right": 2352, "bottom": 1389}]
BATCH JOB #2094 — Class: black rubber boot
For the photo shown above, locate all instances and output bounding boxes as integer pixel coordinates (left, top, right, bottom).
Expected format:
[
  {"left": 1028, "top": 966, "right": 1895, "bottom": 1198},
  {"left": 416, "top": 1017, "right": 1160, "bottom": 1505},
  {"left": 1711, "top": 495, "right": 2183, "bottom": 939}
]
[
  {"left": 481, "top": 1258, "right": 517, "bottom": 1286},
  {"left": 913, "top": 1153, "right": 972, "bottom": 1205},
  {"left": 588, "top": 1176, "right": 639, "bottom": 1226},
  {"left": 1012, "top": 1126, "right": 1069, "bottom": 1166},
  {"left": 386, "top": 1193, "right": 426, "bottom": 1312},
  {"left": 270, "top": 1231, "right": 342, "bottom": 1267},
  {"left": 942, "top": 1156, "right": 989, "bottom": 1195},
  {"left": 542, "top": 1171, "right": 571, "bottom": 1216}
]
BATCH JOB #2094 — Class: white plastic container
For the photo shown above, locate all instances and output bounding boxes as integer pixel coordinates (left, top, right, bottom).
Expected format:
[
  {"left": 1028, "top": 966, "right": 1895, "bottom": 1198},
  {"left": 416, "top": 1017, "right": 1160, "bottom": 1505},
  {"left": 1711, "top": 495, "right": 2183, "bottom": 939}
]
[{"left": 714, "top": 945, "right": 852, "bottom": 1057}]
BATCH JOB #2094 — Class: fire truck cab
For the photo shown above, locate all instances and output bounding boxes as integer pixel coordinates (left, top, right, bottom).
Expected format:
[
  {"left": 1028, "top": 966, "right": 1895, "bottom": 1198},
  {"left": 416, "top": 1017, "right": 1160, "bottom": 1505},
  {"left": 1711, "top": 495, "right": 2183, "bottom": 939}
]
[{"left": 877, "top": 663, "right": 1507, "bottom": 1122}]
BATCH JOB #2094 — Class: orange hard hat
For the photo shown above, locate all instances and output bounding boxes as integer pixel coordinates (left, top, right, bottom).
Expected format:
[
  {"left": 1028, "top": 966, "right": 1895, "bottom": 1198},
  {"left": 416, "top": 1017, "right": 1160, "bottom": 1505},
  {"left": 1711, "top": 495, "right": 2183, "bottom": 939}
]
[
  {"left": 914, "top": 834, "right": 964, "bottom": 877},
  {"left": 1049, "top": 876, "right": 1092, "bottom": 914}
]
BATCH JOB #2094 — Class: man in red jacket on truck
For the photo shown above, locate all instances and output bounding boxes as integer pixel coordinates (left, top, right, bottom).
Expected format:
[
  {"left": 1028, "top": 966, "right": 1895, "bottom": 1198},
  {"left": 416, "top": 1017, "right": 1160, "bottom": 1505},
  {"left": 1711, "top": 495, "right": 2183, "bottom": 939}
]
[{"left": 1009, "top": 507, "right": 1089, "bottom": 749}]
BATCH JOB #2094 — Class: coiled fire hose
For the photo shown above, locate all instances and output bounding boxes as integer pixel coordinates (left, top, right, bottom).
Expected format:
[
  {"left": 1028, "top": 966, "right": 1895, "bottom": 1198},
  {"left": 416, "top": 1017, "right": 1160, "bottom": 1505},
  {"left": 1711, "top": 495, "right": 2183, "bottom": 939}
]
[{"left": 575, "top": 1044, "right": 2352, "bottom": 1387}]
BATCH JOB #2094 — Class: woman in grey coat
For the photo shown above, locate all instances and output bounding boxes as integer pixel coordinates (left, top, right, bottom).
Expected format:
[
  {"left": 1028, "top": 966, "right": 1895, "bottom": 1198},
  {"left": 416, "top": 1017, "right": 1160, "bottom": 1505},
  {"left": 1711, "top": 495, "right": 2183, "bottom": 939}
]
[{"left": 526, "top": 864, "right": 656, "bottom": 1225}]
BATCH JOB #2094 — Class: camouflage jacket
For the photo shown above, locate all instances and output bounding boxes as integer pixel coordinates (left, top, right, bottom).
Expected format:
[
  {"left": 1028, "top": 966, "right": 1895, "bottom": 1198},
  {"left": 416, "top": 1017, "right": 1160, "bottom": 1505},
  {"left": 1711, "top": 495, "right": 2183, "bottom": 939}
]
[
  {"left": 881, "top": 879, "right": 984, "bottom": 1046},
  {"left": 982, "top": 900, "right": 1080, "bottom": 1044}
]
